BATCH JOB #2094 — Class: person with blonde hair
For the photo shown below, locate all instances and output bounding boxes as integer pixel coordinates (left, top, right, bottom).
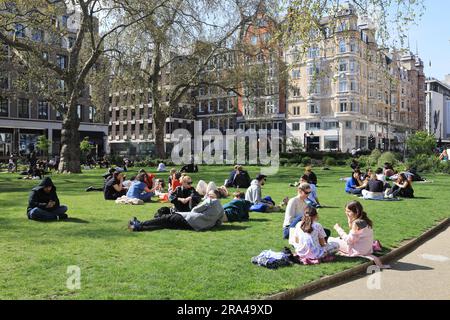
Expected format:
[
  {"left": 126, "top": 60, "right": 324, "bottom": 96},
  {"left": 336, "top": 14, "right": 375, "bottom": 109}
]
[
  {"left": 169, "top": 175, "right": 201, "bottom": 211},
  {"left": 196, "top": 180, "right": 208, "bottom": 196}
]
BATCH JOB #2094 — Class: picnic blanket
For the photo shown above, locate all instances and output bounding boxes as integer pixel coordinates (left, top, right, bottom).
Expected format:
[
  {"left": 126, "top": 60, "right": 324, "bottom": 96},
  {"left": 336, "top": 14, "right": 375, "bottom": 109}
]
[{"left": 115, "top": 196, "right": 144, "bottom": 205}]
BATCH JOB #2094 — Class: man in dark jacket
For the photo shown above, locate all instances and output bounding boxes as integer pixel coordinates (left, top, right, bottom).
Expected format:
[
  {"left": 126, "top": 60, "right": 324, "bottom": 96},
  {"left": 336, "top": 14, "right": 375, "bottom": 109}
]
[
  {"left": 225, "top": 165, "right": 251, "bottom": 188},
  {"left": 27, "top": 177, "right": 68, "bottom": 221},
  {"left": 169, "top": 175, "right": 201, "bottom": 212}
]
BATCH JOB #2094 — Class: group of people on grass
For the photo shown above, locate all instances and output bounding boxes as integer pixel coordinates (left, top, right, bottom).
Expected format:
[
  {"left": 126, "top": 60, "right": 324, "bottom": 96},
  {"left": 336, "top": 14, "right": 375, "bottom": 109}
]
[
  {"left": 24, "top": 163, "right": 402, "bottom": 267},
  {"left": 345, "top": 162, "right": 416, "bottom": 200}
]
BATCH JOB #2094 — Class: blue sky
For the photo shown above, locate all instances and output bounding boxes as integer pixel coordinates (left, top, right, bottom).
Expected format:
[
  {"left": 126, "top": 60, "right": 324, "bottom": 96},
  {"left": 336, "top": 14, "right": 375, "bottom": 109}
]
[{"left": 408, "top": 0, "right": 450, "bottom": 80}]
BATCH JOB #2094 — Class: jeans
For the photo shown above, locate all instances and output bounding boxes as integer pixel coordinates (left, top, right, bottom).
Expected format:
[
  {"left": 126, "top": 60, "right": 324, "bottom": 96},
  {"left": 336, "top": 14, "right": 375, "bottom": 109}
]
[
  {"left": 140, "top": 213, "right": 193, "bottom": 232},
  {"left": 28, "top": 206, "right": 68, "bottom": 221},
  {"left": 347, "top": 188, "right": 362, "bottom": 195},
  {"left": 137, "top": 192, "right": 154, "bottom": 202}
]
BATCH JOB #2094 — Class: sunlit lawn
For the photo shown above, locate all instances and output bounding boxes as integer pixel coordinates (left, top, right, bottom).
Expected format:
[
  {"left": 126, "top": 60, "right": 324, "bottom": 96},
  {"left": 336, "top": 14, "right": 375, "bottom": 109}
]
[{"left": 0, "top": 165, "right": 448, "bottom": 299}]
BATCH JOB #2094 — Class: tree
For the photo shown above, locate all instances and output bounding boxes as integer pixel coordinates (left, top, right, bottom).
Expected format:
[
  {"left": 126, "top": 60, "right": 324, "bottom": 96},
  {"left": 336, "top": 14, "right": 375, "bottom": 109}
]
[
  {"left": 80, "top": 136, "right": 94, "bottom": 164},
  {"left": 36, "top": 135, "right": 50, "bottom": 158},
  {"left": 406, "top": 131, "right": 437, "bottom": 156},
  {"left": 109, "top": 0, "right": 281, "bottom": 158},
  {"left": 0, "top": 0, "right": 164, "bottom": 173}
]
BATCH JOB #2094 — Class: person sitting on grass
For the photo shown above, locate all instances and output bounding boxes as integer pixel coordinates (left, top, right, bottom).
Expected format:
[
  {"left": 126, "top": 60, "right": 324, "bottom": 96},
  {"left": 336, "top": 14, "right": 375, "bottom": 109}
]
[
  {"left": 283, "top": 183, "right": 311, "bottom": 239},
  {"left": 27, "top": 177, "right": 68, "bottom": 222},
  {"left": 139, "top": 169, "right": 156, "bottom": 190},
  {"left": 169, "top": 175, "right": 202, "bottom": 212},
  {"left": 289, "top": 206, "right": 339, "bottom": 263},
  {"left": 225, "top": 165, "right": 252, "bottom": 189},
  {"left": 345, "top": 170, "right": 366, "bottom": 195},
  {"left": 300, "top": 175, "right": 320, "bottom": 208},
  {"left": 104, "top": 171, "right": 127, "bottom": 200},
  {"left": 328, "top": 201, "right": 374, "bottom": 257},
  {"left": 168, "top": 168, "right": 177, "bottom": 190},
  {"left": 128, "top": 190, "right": 224, "bottom": 232},
  {"left": 385, "top": 173, "right": 414, "bottom": 199},
  {"left": 157, "top": 162, "right": 167, "bottom": 172},
  {"left": 86, "top": 167, "right": 117, "bottom": 192},
  {"left": 126, "top": 173, "right": 154, "bottom": 203},
  {"left": 361, "top": 173, "right": 385, "bottom": 200},
  {"left": 304, "top": 166, "right": 318, "bottom": 186},
  {"left": 222, "top": 192, "right": 253, "bottom": 222},
  {"left": 245, "top": 174, "right": 278, "bottom": 212}
]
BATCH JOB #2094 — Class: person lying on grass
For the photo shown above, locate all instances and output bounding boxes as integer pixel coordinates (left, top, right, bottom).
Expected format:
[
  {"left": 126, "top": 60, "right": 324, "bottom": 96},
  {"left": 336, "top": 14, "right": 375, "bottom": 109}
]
[
  {"left": 128, "top": 190, "right": 224, "bottom": 232},
  {"left": 222, "top": 192, "right": 252, "bottom": 223},
  {"left": 27, "top": 177, "right": 69, "bottom": 222},
  {"left": 289, "top": 206, "right": 339, "bottom": 262},
  {"left": 328, "top": 201, "right": 374, "bottom": 257}
]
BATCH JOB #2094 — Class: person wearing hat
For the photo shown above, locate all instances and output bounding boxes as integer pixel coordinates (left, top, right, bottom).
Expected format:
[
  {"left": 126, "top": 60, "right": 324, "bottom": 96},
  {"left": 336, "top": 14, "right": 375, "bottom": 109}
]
[{"left": 27, "top": 177, "right": 68, "bottom": 221}]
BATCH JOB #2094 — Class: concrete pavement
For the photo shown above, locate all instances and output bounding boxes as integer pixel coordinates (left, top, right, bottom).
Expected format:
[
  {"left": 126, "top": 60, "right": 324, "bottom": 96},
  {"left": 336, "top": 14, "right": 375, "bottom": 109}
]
[{"left": 300, "top": 226, "right": 450, "bottom": 300}]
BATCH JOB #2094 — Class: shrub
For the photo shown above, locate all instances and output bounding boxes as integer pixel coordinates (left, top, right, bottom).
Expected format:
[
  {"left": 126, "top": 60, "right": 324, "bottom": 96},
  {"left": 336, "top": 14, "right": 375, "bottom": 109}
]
[
  {"left": 288, "top": 158, "right": 299, "bottom": 165},
  {"left": 356, "top": 155, "right": 371, "bottom": 168},
  {"left": 406, "top": 131, "right": 437, "bottom": 156},
  {"left": 439, "top": 161, "right": 450, "bottom": 174},
  {"left": 377, "top": 152, "right": 398, "bottom": 167},
  {"left": 407, "top": 154, "right": 440, "bottom": 173},
  {"left": 368, "top": 149, "right": 382, "bottom": 166},
  {"left": 302, "top": 156, "right": 312, "bottom": 166},
  {"left": 324, "top": 156, "right": 337, "bottom": 166},
  {"left": 280, "top": 158, "right": 289, "bottom": 166}
]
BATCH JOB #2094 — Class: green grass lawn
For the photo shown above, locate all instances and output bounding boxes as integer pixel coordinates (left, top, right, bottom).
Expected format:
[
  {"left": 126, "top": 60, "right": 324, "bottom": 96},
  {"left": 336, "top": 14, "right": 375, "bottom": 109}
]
[{"left": 0, "top": 165, "right": 449, "bottom": 300}]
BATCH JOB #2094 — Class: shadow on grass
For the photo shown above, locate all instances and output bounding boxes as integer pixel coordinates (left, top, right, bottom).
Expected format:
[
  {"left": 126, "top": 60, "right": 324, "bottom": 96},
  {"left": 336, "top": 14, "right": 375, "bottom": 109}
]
[
  {"left": 411, "top": 197, "right": 433, "bottom": 200},
  {"left": 249, "top": 218, "right": 271, "bottom": 222},
  {"left": 63, "top": 218, "right": 90, "bottom": 224},
  {"left": 391, "top": 262, "right": 434, "bottom": 271},
  {"left": 211, "top": 225, "right": 250, "bottom": 232}
]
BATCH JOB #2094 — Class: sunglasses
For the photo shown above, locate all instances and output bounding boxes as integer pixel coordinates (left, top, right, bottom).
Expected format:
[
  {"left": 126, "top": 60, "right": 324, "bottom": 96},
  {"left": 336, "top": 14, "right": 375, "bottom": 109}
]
[
  {"left": 187, "top": 182, "right": 193, "bottom": 185},
  {"left": 303, "top": 190, "right": 311, "bottom": 195}
]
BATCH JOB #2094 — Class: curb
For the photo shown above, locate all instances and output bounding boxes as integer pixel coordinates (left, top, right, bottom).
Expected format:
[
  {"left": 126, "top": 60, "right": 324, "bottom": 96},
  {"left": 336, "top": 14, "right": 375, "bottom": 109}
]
[{"left": 266, "top": 218, "right": 450, "bottom": 300}]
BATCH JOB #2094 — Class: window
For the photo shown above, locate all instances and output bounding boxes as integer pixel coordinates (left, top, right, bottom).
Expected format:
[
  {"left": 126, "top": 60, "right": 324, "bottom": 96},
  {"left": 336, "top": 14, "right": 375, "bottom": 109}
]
[
  {"left": 292, "top": 69, "right": 301, "bottom": 79},
  {"left": 208, "top": 101, "right": 213, "bottom": 112},
  {"left": 339, "top": 80, "right": 347, "bottom": 92},
  {"left": 339, "top": 60, "right": 347, "bottom": 72},
  {"left": 292, "top": 106, "right": 300, "bottom": 115},
  {"left": 0, "top": 97, "right": 8, "bottom": 117},
  {"left": 350, "top": 80, "right": 358, "bottom": 92},
  {"left": 38, "top": 101, "right": 48, "bottom": 119},
  {"left": 306, "top": 122, "right": 321, "bottom": 131},
  {"left": 350, "top": 101, "right": 359, "bottom": 112},
  {"left": 308, "top": 47, "right": 319, "bottom": 59},
  {"left": 339, "top": 40, "right": 346, "bottom": 53},
  {"left": 0, "top": 74, "right": 9, "bottom": 89},
  {"left": 57, "top": 55, "right": 67, "bottom": 70},
  {"left": 89, "top": 106, "right": 95, "bottom": 122},
  {"left": 266, "top": 100, "right": 277, "bottom": 114},
  {"left": 68, "top": 36, "right": 75, "bottom": 49},
  {"left": 32, "top": 30, "right": 44, "bottom": 42},
  {"left": 56, "top": 104, "right": 64, "bottom": 120},
  {"left": 18, "top": 98, "right": 29, "bottom": 118},
  {"left": 42, "top": 52, "right": 49, "bottom": 61},
  {"left": 77, "top": 104, "right": 83, "bottom": 120},
  {"left": 292, "top": 123, "right": 300, "bottom": 131},
  {"left": 308, "top": 104, "right": 319, "bottom": 114},
  {"left": 340, "top": 101, "right": 348, "bottom": 112},
  {"left": 62, "top": 16, "right": 69, "bottom": 28},
  {"left": 251, "top": 36, "right": 258, "bottom": 45},
  {"left": 292, "top": 87, "right": 301, "bottom": 97},
  {"left": 15, "top": 24, "right": 26, "bottom": 38},
  {"left": 345, "top": 121, "right": 352, "bottom": 129},
  {"left": 350, "top": 40, "right": 357, "bottom": 52},
  {"left": 359, "top": 122, "right": 368, "bottom": 131},
  {"left": 325, "top": 122, "right": 338, "bottom": 130}
]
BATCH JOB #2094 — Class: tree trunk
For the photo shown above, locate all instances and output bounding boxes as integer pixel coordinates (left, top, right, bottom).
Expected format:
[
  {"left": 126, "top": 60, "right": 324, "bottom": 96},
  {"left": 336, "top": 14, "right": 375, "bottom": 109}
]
[
  {"left": 58, "top": 96, "right": 82, "bottom": 173},
  {"left": 151, "top": 41, "right": 166, "bottom": 159}
]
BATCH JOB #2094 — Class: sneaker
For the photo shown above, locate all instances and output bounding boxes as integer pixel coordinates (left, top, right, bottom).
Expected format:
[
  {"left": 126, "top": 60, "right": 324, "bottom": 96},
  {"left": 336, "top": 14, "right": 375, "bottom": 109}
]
[{"left": 128, "top": 217, "right": 142, "bottom": 232}]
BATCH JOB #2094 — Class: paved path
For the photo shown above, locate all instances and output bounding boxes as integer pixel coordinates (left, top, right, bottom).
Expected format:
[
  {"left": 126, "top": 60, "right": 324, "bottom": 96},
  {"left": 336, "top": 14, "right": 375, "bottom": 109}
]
[{"left": 301, "top": 226, "right": 450, "bottom": 300}]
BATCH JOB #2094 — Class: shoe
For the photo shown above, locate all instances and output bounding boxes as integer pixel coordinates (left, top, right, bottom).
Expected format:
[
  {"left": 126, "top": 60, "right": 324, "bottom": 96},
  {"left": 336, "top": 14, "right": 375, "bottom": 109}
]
[
  {"left": 85, "top": 186, "right": 94, "bottom": 192},
  {"left": 128, "top": 217, "right": 142, "bottom": 232}
]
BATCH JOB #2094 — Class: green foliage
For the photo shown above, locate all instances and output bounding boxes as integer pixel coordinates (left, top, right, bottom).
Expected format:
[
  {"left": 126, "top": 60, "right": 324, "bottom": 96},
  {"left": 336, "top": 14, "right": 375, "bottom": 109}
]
[
  {"left": 369, "top": 149, "right": 382, "bottom": 166},
  {"left": 406, "top": 131, "right": 437, "bottom": 156},
  {"left": 377, "top": 152, "right": 398, "bottom": 167},
  {"left": 439, "top": 161, "right": 450, "bottom": 174},
  {"left": 36, "top": 135, "right": 50, "bottom": 154},
  {"left": 324, "top": 156, "right": 337, "bottom": 166},
  {"left": 407, "top": 154, "right": 440, "bottom": 173},
  {"left": 302, "top": 156, "right": 312, "bottom": 166},
  {"left": 80, "top": 137, "right": 94, "bottom": 154}
]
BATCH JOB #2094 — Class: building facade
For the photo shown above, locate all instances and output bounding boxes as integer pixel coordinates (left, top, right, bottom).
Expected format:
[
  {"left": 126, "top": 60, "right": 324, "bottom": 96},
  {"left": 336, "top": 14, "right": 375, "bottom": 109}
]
[
  {"left": 0, "top": 10, "right": 108, "bottom": 160},
  {"left": 285, "top": 4, "right": 425, "bottom": 152},
  {"left": 425, "top": 78, "right": 450, "bottom": 143}
]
